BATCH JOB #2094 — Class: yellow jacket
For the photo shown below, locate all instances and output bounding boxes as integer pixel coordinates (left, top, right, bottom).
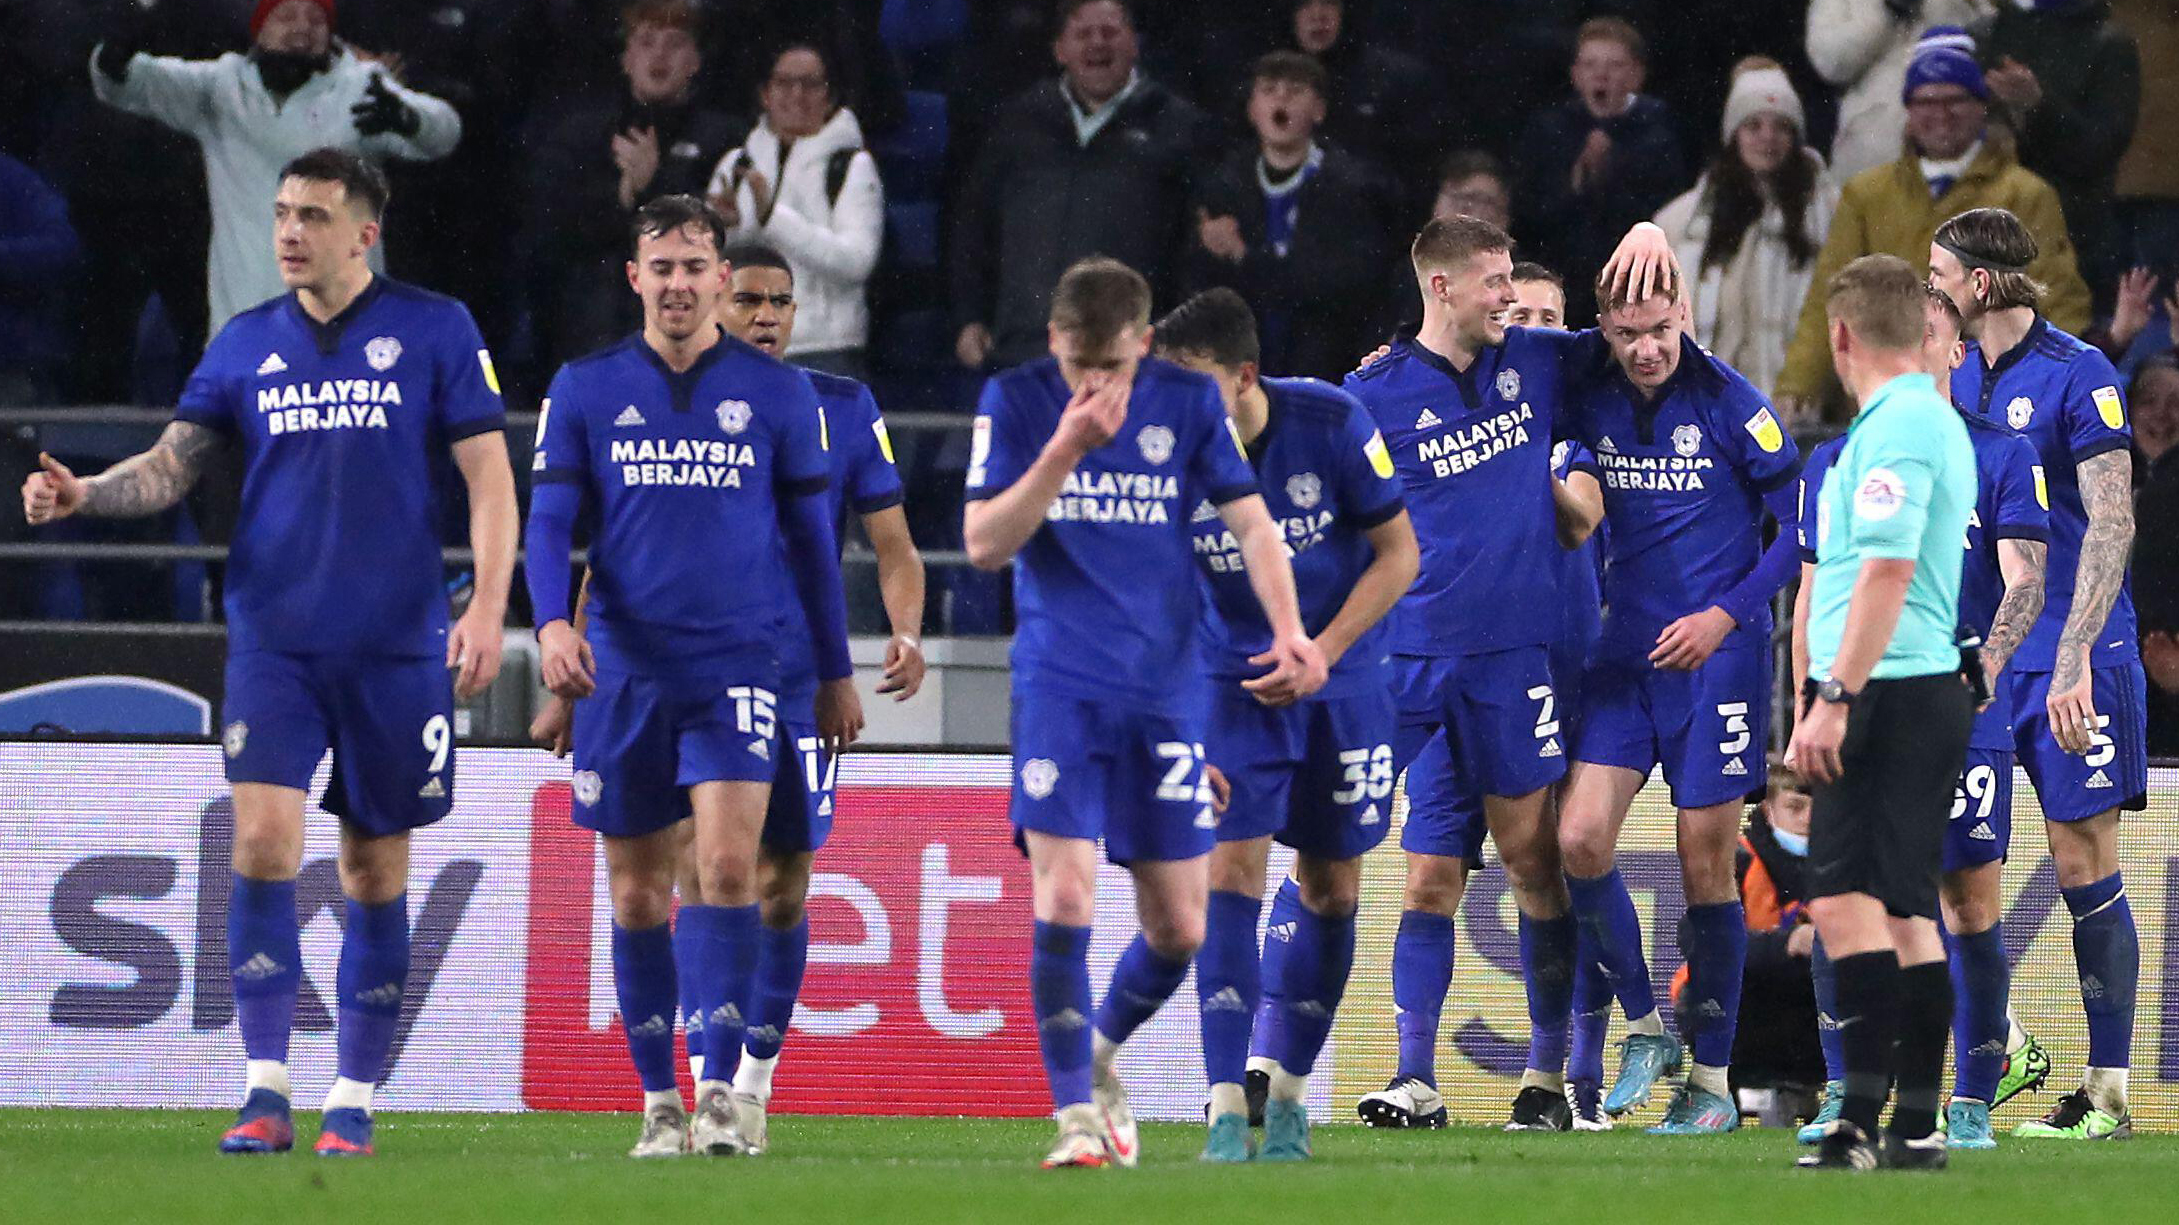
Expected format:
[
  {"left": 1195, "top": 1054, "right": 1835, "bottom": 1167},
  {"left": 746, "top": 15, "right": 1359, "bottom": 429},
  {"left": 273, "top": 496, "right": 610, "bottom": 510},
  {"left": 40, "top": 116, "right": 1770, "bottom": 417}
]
[{"left": 1776, "top": 141, "right": 2090, "bottom": 409}]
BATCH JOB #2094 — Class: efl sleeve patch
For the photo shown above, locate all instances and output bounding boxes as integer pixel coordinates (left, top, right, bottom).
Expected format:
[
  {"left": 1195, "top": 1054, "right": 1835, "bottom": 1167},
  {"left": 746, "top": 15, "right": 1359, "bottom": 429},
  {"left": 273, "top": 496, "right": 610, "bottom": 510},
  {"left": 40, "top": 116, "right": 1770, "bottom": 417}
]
[
  {"left": 2032, "top": 464, "right": 2049, "bottom": 509},
  {"left": 2093, "top": 385, "right": 2125, "bottom": 429},
  {"left": 1364, "top": 430, "right": 1394, "bottom": 478},
  {"left": 1853, "top": 466, "right": 1907, "bottom": 521},
  {"left": 1744, "top": 406, "right": 1785, "bottom": 454},
  {"left": 1225, "top": 415, "right": 1249, "bottom": 458},
  {"left": 872, "top": 418, "right": 895, "bottom": 465},
  {"left": 531, "top": 397, "right": 552, "bottom": 470},
  {"left": 477, "top": 349, "right": 501, "bottom": 396},
  {"left": 817, "top": 405, "right": 831, "bottom": 453},
  {"left": 966, "top": 415, "right": 992, "bottom": 488}
]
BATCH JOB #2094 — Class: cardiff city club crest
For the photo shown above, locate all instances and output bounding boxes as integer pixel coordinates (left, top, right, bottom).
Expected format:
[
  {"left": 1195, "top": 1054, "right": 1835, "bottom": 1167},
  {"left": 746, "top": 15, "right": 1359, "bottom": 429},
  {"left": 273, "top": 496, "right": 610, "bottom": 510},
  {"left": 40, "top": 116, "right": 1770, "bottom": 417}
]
[
  {"left": 1285, "top": 472, "right": 1322, "bottom": 509},
  {"left": 572, "top": 770, "right": 604, "bottom": 807},
  {"left": 1496, "top": 367, "right": 1521, "bottom": 401},
  {"left": 365, "top": 335, "right": 402, "bottom": 371},
  {"left": 715, "top": 399, "right": 751, "bottom": 434},
  {"left": 1137, "top": 425, "right": 1176, "bottom": 465},
  {"left": 2007, "top": 396, "right": 2035, "bottom": 430},
  {"left": 1673, "top": 424, "right": 1702, "bottom": 457},
  {"left": 222, "top": 721, "right": 248, "bottom": 759},
  {"left": 1021, "top": 758, "right": 1059, "bottom": 799}
]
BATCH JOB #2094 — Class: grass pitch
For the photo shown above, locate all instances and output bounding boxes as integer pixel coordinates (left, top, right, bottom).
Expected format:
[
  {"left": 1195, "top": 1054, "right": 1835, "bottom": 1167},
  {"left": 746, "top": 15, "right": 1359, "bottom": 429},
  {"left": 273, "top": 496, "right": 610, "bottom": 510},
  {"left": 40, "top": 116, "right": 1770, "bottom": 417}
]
[{"left": 4, "top": 1110, "right": 2172, "bottom": 1223}]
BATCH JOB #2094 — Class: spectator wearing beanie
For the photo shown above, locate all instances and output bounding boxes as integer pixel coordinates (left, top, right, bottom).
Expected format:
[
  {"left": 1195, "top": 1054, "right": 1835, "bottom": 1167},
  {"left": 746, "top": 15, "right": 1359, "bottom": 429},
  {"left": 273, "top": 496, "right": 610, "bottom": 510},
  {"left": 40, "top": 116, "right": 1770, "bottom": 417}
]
[
  {"left": 1512, "top": 17, "right": 1688, "bottom": 328},
  {"left": 1807, "top": 0, "right": 1992, "bottom": 183},
  {"left": 1654, "top": 60, "right": 1840, "bottom": 398},
  {"left": 1775, "top": 26, "right": 2088, "bottom": 423},
  {"left": 88, "top": 0, "right": 462, "bottom": 333},
  {"left": 1969, "top": 0, "right": 2139, "bottom": 305},
  {"left": 1183, "top": 51, "right": 1395, "bottom": 381},
  {"left": 707, "top": 43, "right": 883, "bottom": 379}
]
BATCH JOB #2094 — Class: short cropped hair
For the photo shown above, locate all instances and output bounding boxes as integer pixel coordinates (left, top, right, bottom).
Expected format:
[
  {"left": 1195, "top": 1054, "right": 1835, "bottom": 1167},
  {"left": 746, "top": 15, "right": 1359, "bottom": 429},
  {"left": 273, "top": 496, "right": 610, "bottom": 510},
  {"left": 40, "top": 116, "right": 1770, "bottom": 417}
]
[
  {"left": 1935, "top": 207, "right": 2045, "bottom": 312},
  {"left": 721, "top": 241, "right": 793, "bottom": 282},
  {"left": 1251, "top": 50, "right": 1327, "bottom": 98},
  {"left": 1511, "top": 262, "right": 1564, "bottom": 289},
  {"left": 630, "top": 193, "right": 727, "bottom": 258},
  {"left": 1576, "top": 16, "right": 1646, "bottom": 64},
  {"left": 1153, "top": 288, "right": 1260, "bottom": 370},
  {"left": 1924, "top": 284, "right": 1963, "bottom": 337},
  {"left": 1826, "top": 254, "right": 1928, "bottom": 351},
  {"left": 1056, "top": 0, "right": 1133, "bottom": 33},
  {"left": 1411, "top": 214, "right": 1512, "bottom": 274},
  {"left": 1767, "top": 753, "right": 1809, "bottom": 797},
  {"left": 1049, "top": 256, "right": 1152, "bottom": 346},
  {"left": 1435, "top": 149, "right": 1507, "bottom": 194},
  {"left": 622, "top": 0, "right": 701, "bottom": 41},
  {"left": 1594, "top": 262, "right": 1683, "bottom": 316},
  {"left": 279, "top": 147, "right": 389, "bottom": 220}
]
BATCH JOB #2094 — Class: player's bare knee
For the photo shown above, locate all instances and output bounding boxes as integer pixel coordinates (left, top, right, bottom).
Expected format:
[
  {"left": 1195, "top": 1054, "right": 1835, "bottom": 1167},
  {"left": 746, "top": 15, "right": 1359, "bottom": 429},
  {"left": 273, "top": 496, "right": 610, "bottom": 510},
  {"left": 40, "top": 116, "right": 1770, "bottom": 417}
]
[
  {"left": 756, "top": 849, "right": 813, "bottom": 929},
  {"left": 1206, "top": 841, "right": 1267, "bottom": 897},
  {"left": 336, "top": 828, "right": 408, "bottom": 904},
  {"left": 608, "top": 863, "right": 675, "bottom": 928},
  {"left": 2044, "top": 813, "right": 2119, "bottom": 888},
  {"left": 1402, "top": 854, "right": 1466, "bottom": 916},
  {"left": 695, "top": 846, "right": 758, "bottom": 905},
  {"left": 1141, "top": 909, "right": 1204, "bottom": 961},
  {"left": 1296, "top": 857, "right": 1360, "bottom": 918}
]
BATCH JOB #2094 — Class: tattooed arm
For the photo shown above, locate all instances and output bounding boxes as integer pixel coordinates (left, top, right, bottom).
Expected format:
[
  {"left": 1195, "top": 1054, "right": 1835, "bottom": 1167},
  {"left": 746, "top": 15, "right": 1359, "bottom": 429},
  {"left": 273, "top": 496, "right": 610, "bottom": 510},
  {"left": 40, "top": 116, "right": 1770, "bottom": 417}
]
[
  {"left": 21, "top": 422, "right": 223, "bottom": 524},
  {"left": 2047, "top": 449, "right": 2135, "bottom": 752},
  {"left": 1982, "top": 537, "right": 2048, "bottom": 700}
]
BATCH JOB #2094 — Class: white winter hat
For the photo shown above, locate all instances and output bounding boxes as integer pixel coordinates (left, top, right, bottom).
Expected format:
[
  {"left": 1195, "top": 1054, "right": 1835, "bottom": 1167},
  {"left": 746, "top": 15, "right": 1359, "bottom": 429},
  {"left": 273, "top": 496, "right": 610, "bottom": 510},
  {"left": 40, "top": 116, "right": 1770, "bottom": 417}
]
[{"left": 1721, "top": 66, "right": 1805, "bottom": 142}]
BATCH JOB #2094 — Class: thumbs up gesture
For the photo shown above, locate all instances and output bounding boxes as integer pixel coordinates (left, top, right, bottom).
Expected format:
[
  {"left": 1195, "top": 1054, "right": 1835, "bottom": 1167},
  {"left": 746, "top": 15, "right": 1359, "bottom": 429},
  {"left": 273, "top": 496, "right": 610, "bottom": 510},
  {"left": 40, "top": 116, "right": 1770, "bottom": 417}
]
[{"left": 23, "top": 452, "right": 85, "bottom": 524}]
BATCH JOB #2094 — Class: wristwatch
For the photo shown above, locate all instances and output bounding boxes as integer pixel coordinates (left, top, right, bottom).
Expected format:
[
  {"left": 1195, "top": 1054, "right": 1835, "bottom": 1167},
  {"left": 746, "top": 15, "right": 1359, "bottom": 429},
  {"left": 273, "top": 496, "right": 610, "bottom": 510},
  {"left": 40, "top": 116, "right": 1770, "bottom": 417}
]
[{"left": 1814, "top": 677, "right": 1855, "bottom": 707}]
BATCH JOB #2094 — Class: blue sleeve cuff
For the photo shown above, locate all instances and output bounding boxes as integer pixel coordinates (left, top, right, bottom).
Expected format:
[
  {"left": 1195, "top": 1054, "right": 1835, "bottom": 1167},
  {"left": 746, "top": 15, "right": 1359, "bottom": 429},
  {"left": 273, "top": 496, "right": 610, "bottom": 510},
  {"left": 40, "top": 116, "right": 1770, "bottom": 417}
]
[
  {"left": 1351, "top": 497, "right": 1406, "bottom": 530},
  {"left": 445, "top": 413, "right": 507, "bottom": 444},
  {"left": 1208, "top": 481, "right": 1258, "bottom": 507},
  {"left": 1992, "top": 522, "right": 2051, "bottom": 544}
]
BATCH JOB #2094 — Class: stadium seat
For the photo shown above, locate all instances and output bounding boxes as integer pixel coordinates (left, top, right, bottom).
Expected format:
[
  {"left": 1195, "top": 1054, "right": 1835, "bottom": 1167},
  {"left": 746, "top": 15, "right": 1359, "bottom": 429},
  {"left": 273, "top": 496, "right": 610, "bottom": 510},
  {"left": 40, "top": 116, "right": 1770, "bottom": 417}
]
[
  {"left": 879, "top": 0, "right": 968, "bottom": 56},
  {"left": 873, "top": 91, "right": 948, "bottom": 201},
  {"left": 884, "top": 200, "right": 942, "bottom": 271}
]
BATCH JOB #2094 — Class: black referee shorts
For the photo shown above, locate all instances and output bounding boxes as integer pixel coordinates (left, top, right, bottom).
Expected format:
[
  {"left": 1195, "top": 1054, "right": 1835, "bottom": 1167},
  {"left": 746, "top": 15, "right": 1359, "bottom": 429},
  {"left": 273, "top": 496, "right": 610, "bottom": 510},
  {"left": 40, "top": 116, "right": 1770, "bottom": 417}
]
[{"left": 1808, "top": 672, "right": 1974, "bottom": 919}]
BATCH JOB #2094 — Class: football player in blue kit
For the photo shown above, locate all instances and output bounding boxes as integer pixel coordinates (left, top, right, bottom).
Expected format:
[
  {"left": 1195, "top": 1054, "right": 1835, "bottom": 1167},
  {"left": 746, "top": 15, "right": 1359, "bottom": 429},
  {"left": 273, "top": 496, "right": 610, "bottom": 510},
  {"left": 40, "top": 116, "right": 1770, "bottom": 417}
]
[
  {"left": 528, "top": 242, "right": 924, "bottom": 1155},
  {"left": 525, "top": 196, "right": 862, "bottom": 1158},
  {"left": 1343, "top": 216, "right": 1669, "bottom": 1132},
  {"left": 1930, "top": 208, "right": 2145, "bottom": 1140},
  {"left": 1554, "top": 267, "right": 1803, "bottom": 1134},
  {"left": 1151, "top": 288, "right": 1418, "bottom": 1163},
  {"left": 1791, "top": 285, "right": 2051, "bottom": 1148},
  {"left": 963, "top": 258, "right": 1327, "bottom": 1169},
  {"left": 22, "top": 148, "right": 518, "bottom": 1157}
]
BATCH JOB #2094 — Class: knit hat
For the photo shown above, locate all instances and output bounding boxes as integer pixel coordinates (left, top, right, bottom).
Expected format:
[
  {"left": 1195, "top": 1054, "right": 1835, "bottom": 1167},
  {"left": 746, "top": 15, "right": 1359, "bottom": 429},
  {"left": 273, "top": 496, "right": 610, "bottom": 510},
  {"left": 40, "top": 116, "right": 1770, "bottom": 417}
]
[
  {"left": 1903, "top": 25, "right": 1987, "bottom": 102},
  {"left": 1720, "top": 66, "right": 1805, "bottom": 141},
  {"left": 251, "top": 0, "right": 336, "bottom": 39}
]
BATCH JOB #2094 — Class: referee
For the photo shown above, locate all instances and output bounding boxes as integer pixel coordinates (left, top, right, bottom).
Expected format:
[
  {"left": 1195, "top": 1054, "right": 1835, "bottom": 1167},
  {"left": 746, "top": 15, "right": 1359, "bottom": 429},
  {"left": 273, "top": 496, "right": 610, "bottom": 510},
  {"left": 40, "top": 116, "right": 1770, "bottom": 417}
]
[{"left": 1787, "top": 255, "right": 1976, "bottom": 1172}]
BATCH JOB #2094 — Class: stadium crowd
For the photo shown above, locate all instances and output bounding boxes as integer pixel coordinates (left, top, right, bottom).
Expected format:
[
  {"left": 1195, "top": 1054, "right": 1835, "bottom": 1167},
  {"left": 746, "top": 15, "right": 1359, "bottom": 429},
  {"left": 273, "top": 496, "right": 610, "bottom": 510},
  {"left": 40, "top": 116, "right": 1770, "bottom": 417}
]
[{"left": 2, "top": 0, "right": 2178, "bottom": 747}]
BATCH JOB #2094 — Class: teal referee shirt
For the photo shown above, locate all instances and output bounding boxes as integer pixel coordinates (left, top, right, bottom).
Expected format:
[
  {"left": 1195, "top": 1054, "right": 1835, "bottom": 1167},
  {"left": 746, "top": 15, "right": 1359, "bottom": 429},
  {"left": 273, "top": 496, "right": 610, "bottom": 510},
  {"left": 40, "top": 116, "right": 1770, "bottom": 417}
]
[{"left": 1808, "top": 372, "right": 1976, "bottom": 682}]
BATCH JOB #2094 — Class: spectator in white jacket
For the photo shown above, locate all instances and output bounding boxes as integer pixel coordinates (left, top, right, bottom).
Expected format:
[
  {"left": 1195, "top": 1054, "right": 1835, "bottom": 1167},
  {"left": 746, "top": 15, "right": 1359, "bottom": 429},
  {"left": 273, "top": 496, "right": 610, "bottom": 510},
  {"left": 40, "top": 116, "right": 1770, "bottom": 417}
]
[
  {"left": 707, "top": 43, "right": 883, "bottom": 378},
  {"left": 89, "top": 0, "right": 461, "bottom": 334},
  {"left": 1807, "top": 0, "right": 1991, "bottom": 181},
  {"left": 1653, "top": 59, "right": 1839, "bottom": 398}
]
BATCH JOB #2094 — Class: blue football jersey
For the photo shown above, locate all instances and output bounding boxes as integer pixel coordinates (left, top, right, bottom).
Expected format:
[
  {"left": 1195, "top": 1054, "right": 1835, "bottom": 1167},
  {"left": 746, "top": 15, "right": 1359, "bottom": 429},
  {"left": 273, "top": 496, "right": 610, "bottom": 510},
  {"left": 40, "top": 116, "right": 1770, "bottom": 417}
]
[
  {"left": 1552, "top": 439, "right": 1605, "bottom": 664},
  {"left": 1566, "top": 335, "right": 1799, "bottom": 662},
  {"left": 773, "top": 368, "right": 907, "bottom": 714},
  {"left": 1955, "top": 317, "right": 2138, "bottom": 670},
  {"left": 966, "top": 356, "right": 1258, "bottom": 715},
  {"left": 1343, "top": 328, "right": 1594, "bottom": 657},
  {"left": 1190, "top": 377, "right": 1405, "bottom": 699},
  {"left": 531, "top": 332, "right": 829, "bottom": 677},
  {"left": 1800, "top": 411, "right": 2050, "bottom": 748},
  {"left": 174, "top": 277, "right": 505, "bottom": 657}
]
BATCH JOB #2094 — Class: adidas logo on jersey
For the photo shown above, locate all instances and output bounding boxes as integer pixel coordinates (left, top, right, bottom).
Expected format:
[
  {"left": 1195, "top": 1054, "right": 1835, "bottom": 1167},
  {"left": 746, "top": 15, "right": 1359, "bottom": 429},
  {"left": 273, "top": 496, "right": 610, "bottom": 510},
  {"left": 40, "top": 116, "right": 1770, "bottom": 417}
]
[
  {"left": 1539, "top": 738, "right": 1563, "bottom": 758},
  {"left": 352, "top": 981, "right": 403, "bottom": 1008},
  {"left": 615, "top": 405, "right": 646, "bottom": 427},
  {"left": 1267, "top": 921, "right": 1296, "bottom": 943},
  {"left": 2086, "top": 769, "right": 2112, "bottom": 789},
  {"left": 1721, "top": 757, "right": 1747, "bottom": 777},
  {"left": 256, "top": 352, "right": 288, "bottom": 376},
  {"left": 1969, "top": 822, "right": 1997, "bottom": 841},
  {"left": 234, "top": 952, "right": 285, "bottom": 981},
  {"left": 1039, "top": 1008, "right": 1087, "bottom": 1032},
  {"left": 1360, "top": 803, "right": 1382, "bottom": 826},
  {"left": 626, "top": 1012, "right": 671, "bottom": 1039},
  {"left": 417, "top": 776, "right": 445, "bottom": 799},
  {"left": 1415, "top": 407, "right": 1443, "bottom": 430},
  {"left": 748, "top": 738, "right": 771, "bottom": 760},
  {"left": 1596, "top": 435, "right": 1618, "bottom": 453},
  {"left": 1203, "top": 987, "right": 1249, "bottom": 1012}
]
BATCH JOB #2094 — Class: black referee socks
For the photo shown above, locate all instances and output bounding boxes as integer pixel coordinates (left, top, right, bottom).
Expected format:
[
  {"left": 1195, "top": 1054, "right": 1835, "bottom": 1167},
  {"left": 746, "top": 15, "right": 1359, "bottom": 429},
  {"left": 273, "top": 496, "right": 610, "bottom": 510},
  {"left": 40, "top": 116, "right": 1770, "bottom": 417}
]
[
  {"left": 1890, "top": 959, "right": 1953, "bottom": 1140},
  {"left": 1832, "top": 949, "right": 1900, "bottom": 1138}
]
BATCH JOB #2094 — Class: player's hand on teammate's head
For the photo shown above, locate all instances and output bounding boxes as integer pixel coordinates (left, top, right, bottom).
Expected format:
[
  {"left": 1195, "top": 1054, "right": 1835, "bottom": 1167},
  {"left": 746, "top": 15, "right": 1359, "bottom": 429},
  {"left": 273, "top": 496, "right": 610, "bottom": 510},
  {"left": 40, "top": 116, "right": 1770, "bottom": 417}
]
[
  {"left": 537, "top": 620, "right": 597, "bottom": 699},
  {"left": 1203, "top": 763, "right": 1232, "bottom": 814},
  {"left": 817, "top": 676, "right": 864, "bottom": 752},
  {"left": 528, "top": 695, "right": 574, "bottom": 757},
  {"left": 1241, "top": 632, "right": 1329, "bottom": 707},
  {"left": 21, "top": 452, "right": 83, "bottom": 525},
  {"left": 1600, "top": 221, "right": 1682, "bottom": 307},
  {"left": 876, "top": 634, "right": 926, "bottom": 700}
]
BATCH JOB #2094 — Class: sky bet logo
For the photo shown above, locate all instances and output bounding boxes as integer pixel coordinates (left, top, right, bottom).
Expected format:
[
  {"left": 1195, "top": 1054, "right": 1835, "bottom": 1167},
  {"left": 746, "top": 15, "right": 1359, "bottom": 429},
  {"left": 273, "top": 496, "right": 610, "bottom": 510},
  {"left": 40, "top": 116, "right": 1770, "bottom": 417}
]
[{"left": 46, "top": 796, "right": 479, "bottom": 1078}]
